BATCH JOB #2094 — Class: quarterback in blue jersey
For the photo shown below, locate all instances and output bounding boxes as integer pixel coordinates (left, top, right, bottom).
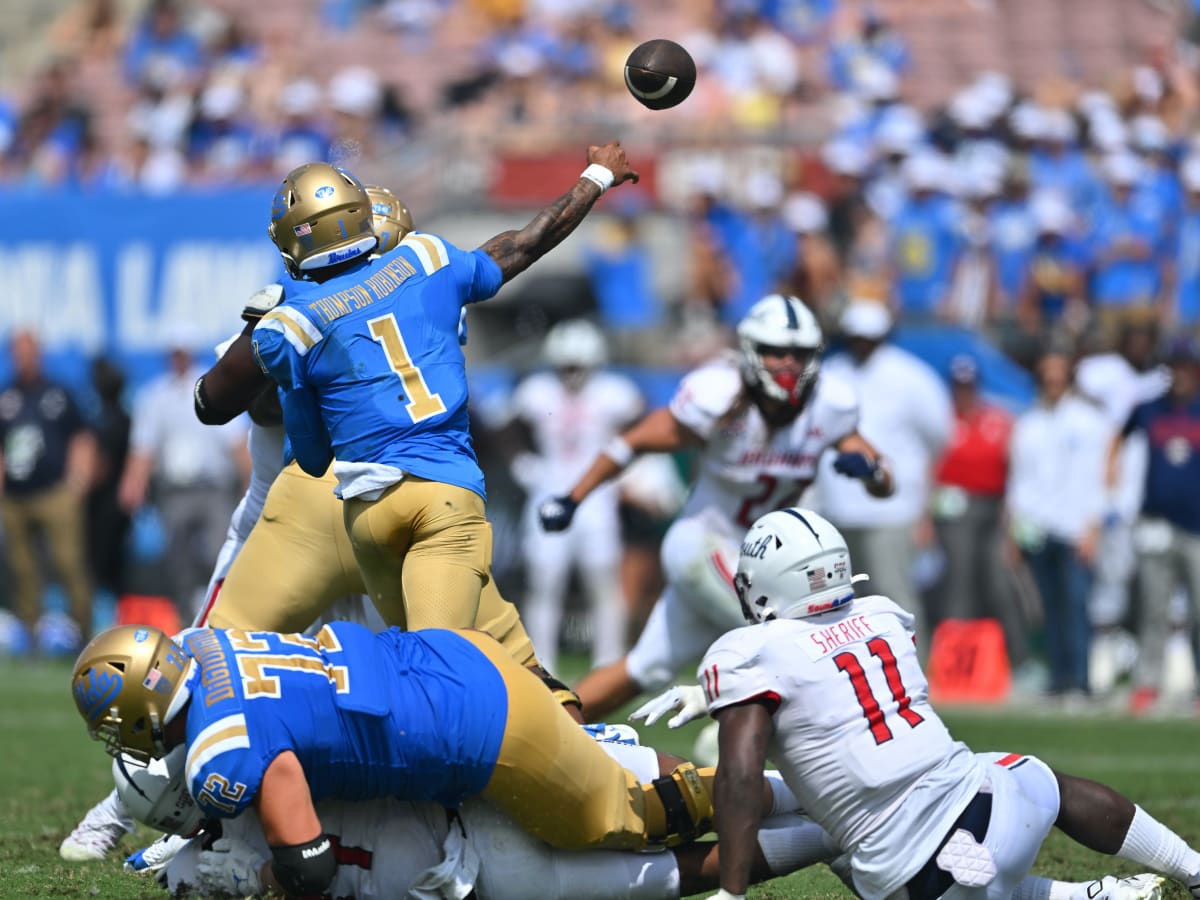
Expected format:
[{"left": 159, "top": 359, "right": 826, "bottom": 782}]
[
  {"left": 251, "top": 144, "right": 638, "bottom": 634},
  {"left": 72, "top": 622, "right": 713, "bottom": 898}
]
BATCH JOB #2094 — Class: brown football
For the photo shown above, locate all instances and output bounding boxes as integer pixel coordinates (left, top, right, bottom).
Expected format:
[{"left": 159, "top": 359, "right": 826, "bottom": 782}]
[{"left": 624, "top": 39, "right": 696, "bottom": 110}]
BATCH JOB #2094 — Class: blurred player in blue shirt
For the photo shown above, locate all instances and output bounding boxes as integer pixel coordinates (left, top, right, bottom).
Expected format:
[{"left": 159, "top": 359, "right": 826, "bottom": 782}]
[
  {"left": 252, "top": 147, "right": 637, "bottom": 632},
  {"left": 887, "top": 154, "right": 963, "bottom": 317}
]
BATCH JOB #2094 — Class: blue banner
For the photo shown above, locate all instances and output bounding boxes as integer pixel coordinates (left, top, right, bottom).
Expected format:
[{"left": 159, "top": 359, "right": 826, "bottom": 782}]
[{"left": 0, "top": 189, "right": 280, "bottom": 394}]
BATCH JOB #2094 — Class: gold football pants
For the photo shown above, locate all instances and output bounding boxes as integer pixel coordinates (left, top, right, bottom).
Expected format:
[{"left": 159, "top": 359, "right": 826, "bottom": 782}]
[
  {"left": 208, "top": 463, "right": 534, "bottom": 665},
  {"left": 343, "top": 475, "right": 492, "bottom": 632},
  {"left": 461, "top": 630, "right": 710, "bottom": 851}
]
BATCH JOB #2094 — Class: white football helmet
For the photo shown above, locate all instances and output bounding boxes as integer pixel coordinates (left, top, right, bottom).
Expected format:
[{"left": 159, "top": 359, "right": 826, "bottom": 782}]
[
  {"left": 737, "top": 294, "right": 823, "bottom": 407},
  {"left": 544, "top": 319, "right": 608, "bottom": 369},
  {"left": 735, "top": 507, "right": 857, "bottom": 623},
  {"left": 113, "top": 745, "right": 203, "bottom": 836}
]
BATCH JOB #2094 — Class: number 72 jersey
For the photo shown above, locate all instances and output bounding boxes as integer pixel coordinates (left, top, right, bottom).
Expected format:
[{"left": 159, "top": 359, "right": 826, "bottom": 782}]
[{"left": 698, "top": 595, "right": 983, "bottom": 875}]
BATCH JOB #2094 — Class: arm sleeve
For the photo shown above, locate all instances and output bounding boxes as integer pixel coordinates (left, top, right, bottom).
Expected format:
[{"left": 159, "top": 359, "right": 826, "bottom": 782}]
[
  {"left": 184, "top": 704, "right": 264, "bottom": 820},
  {"left": 457, "top": 247, "right": 504, "bottom": 304},
  {"left": 251, "top": 313, "right": 306, "bottom": 391},
  {"left": 699, "top": 633, "right": 784, "bottom": 715},
  {"left": 418, "top": 232, "right": 502, "bottom": 304},
  {"left": 281, "top": 386, "right": 333, "bottom": 477}
]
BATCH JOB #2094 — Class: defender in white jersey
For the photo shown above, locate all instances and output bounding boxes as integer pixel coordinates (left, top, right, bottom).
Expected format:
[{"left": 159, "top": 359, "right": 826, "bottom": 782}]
[
  {"left": 540, "top": 295, "right": 895, "bottom": 720},
  {"left": 508, "top": 320, "right": 644, "bottom": 672},
  {"left": 674, "top": 507, "right": 1200, "bottom": 900}
]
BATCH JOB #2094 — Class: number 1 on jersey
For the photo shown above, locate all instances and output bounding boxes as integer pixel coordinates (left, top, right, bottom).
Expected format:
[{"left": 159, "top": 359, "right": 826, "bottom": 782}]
[
  {"left": 368, "top": 313, "right": 447, "bottom": 423},
  {"left": 833, "top": 637, "right": 923, "bottom": 745}
]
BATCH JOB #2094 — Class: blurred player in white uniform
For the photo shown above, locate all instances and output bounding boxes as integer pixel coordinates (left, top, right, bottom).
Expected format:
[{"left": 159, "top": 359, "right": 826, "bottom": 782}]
[
  {"left": 540, "top": 295, "right": 894, "bottom": 720},
  {"left": 115, "top": 728, "right": 840, "bottom": 900},
  {"left": 649, "top": 507, "right": 1195, "bottom": 900},
  {"left": 509, "top": 320, "right": 644, "bottom": 671}
]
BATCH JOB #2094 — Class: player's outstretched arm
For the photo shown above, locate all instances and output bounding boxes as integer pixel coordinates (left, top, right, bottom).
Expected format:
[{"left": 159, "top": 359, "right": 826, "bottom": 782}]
[
  {"left": 711, "top": 701, "right": 775, "bottom": 900},
  {"left": 480, "top": 141, "right": 639, "bottom": 285},
  {"left": 540, "top": 406, "right": 701, "bottom": 532}
]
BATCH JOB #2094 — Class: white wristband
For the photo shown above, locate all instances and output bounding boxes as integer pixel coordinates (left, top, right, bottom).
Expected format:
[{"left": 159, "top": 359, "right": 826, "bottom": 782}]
[
  {"left": 580, "top": 163, "right": 615, "bottom": 194},
  {"left": 604, "top": 435, "right": 635, "bottom": 467}
]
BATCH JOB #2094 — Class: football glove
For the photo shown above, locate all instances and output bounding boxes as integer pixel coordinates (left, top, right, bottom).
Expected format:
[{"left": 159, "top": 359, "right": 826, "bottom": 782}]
[
  {"left": 629, "top": 684, "right": 709, "bottom": 729},
  {"left": 241, "top": 283, "right": 284, "bottom": 323},
  {"left": 195, "top": 836, "right": 265, "bottom": 897},
  {"left": 832, "top": 451, "right": 879, "bottom": 482},
  {"left": 538, "top": 495, "right": 578, "bottom": 532},
  {"left": 125, "top": 833, "right": 191, "bottom": 884}
]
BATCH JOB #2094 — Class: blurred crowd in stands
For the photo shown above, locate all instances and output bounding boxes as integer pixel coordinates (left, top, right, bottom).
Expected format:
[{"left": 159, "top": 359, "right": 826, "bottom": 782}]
[{"left": 4, "top": 0, "right": 1200, "bottom": 716}]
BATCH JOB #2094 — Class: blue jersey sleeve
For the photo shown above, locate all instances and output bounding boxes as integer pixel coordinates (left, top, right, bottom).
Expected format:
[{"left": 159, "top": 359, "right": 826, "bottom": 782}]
[
  {"left": 185, "top": 713, "right": 263, "bottom": 819},
  {"left": 282, "top": 385, "right": 333, "bottom": 476},
  {"left": 453, "top": 246, "right": 503, "bottom": 304},
  {"left": 251, "top": 308, "right": 315, "bottom": 391}
]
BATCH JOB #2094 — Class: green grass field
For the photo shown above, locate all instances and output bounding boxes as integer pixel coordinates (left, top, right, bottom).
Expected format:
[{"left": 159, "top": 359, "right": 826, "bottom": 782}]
[{"left": 5, "top": 655, "right": 1199, "bottom": 899}]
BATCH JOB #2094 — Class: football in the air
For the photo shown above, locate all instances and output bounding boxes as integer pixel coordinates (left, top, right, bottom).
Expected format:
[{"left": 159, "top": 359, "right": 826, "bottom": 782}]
[{"left": 623, "top": 39, "right": 697, "bottom": 110}]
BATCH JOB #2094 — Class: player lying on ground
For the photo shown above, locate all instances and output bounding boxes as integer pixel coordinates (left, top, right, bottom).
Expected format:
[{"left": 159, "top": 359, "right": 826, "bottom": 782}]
[
  {"left": 72, "top": 621, "right": 723, "bottom": 897},
  {"left": 118, "top": 725, "right": 1164, "bottom": 900},
  {"left": 641, "top": 507, "right": 1200, "bottom": 900},
  {"left": 116, "top": 725, "right": 839, "bottom": 899}
]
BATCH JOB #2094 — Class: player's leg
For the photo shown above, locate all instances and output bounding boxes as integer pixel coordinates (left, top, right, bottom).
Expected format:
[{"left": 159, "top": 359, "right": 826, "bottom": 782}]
[
  {"left": 210, "top": 466, "right": 364, "bottom": 632},
  {"left": 345, "top": 477, "right": 488, "bottom": 630},
  {"left": 1054, "top": 769, "right": 1200, "bottom": 891},
  {"left": 520, "top": 507, "right": 573, "bottom": 673},
  {"left": 577, "top": 502, "right": 628, "bottom": 668},
  {"left": 460, "top": 631, "right": 713, "bottom": 851}
]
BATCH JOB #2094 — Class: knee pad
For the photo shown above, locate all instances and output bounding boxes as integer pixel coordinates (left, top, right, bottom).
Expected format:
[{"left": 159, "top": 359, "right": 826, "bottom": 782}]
[
  {"left": 647, "top": 762, "right": 714, "bottom": 847},
  {"left": 525, "top": 663, "right": 583, "bottom": 714}
]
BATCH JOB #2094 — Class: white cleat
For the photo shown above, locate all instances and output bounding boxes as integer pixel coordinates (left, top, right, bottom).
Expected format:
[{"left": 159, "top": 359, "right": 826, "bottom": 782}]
[
  {"left": 59, "top": 789, "right": 135, "bottom": 861},
  {"left": 1081, "top": 874, "right": 1166, "bottom": 900}
]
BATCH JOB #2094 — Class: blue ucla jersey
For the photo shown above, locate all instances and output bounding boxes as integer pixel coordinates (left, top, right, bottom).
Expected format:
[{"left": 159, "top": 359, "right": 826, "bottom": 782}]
[
  {"left": 252, "top": 232, "right": 503, "bottom": 498},
  {"left": 180, "top": 624, "right": 508, "bottom": 819}
]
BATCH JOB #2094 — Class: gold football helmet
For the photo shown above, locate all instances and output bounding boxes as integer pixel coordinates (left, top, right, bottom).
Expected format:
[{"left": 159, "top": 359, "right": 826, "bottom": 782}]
[
  {"left": 268, "top": 162, "right": 377, "bottom": 276},
  {"left": 365, "top": 185, "right": 415, "bottom": 253},
  {"left": 71, "top": 625, "right": 194, "bottom": 763}
]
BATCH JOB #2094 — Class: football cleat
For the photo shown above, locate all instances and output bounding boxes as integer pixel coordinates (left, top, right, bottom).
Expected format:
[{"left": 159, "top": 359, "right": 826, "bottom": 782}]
[
  {"left": 1082, "top": 874, "right": 1165, "bottom": 900},
  {"left": 59, "top": 788, "right": 135, "bottom": 861},
  {"left": 125, "top": 833, "right": 191, "bottom": 876}
]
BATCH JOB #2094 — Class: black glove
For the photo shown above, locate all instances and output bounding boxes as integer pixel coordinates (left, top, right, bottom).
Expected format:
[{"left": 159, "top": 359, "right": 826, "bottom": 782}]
[
  {"left": 832, "top": 451, "right": 878, "bottom": 481},
  {"left": 539, "top": 495, "right": 579, "bottom": 532}
]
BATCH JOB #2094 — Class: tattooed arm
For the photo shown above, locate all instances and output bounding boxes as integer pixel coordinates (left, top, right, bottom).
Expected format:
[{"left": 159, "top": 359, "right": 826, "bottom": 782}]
[{"left": 480, "top": 140, "right": 639, "bottom": 284}]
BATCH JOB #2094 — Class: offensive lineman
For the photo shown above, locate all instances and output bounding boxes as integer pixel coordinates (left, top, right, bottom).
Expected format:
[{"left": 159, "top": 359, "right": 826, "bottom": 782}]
[
  {"left": 652, "top": 507, "right": 1200, "bottom": 900},
  {"left": 117, "top": 729, "right": 837, "bottom": 900},
  {"left": 539, "top": 293, "right": 894, "bottom": 720}
]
